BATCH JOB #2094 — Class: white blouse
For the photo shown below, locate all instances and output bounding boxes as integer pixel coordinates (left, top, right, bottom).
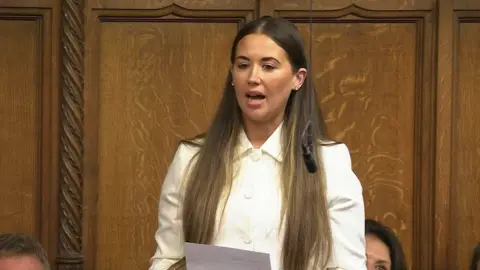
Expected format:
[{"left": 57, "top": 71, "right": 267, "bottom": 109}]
[{"left": 149, "top": 124, "right": 366, "bottom": 270}]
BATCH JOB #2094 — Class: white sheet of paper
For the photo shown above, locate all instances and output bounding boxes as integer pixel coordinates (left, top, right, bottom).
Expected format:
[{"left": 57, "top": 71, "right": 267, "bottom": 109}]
[{"left": 184, "top": 242, "right": 272, "bottom": 270}]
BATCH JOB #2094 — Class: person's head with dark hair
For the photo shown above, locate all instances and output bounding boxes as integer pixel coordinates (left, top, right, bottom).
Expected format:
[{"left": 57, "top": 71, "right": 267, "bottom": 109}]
[
  {"left": 181, "top": 15, "right": 334, "bottom": 270},
  {"left": 0, "top": 233, "right": 50, "bottom": 270},
  {"left": 471, "top": 242, "right": 480, "bottom": 270},
  {"left": 365, "top": 219, "right": 407, "bottom": 270}
]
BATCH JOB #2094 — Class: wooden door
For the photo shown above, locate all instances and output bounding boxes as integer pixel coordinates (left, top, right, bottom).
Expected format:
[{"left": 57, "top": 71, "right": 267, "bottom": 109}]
[
  {"left": 82, "top": 1, "right": 254, "bottom": 270},
  {"left": 1, "top": 0, "right": 479, "bottom": 269}
]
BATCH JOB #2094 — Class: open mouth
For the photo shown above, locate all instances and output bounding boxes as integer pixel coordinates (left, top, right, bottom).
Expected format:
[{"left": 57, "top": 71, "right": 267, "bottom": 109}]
[{"left": 246, "top": 93, "right": 266, "bottom": 100}]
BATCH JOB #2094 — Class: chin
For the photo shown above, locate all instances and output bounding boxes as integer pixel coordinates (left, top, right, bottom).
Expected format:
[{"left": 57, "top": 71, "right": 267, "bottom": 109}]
[{"left": 241, "top": 112, "right": 270, "bottom": 123}]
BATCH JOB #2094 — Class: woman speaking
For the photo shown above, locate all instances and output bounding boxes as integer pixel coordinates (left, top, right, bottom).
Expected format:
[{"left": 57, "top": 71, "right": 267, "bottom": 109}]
[{"left": 149, "top": 16, "right": 366, "bottom": 270}]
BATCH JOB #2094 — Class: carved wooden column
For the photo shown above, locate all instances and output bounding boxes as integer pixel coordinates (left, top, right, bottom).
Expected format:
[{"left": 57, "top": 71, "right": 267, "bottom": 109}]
[{"left": 57, "top": 0, "right": 85, "bottom": 269}]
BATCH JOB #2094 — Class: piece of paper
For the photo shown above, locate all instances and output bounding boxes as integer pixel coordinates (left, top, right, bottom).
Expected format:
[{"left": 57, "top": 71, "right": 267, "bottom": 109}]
[{"left": 184, "top": 242, "right": 272, "bottom": 270}]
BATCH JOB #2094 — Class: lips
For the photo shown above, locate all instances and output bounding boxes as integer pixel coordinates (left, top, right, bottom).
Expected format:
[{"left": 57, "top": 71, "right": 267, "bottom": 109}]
[
  {"left": 245, "top": 90, "right": 265, "bottom": 109},
  {"left": 246, "top": 90, "right": 266, "bottom": 100}
]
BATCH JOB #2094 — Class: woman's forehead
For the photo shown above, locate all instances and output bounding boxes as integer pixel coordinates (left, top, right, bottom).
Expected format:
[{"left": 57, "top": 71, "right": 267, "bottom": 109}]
[{"left": 235, "top": 34, "right": 288, "bottom": 60}]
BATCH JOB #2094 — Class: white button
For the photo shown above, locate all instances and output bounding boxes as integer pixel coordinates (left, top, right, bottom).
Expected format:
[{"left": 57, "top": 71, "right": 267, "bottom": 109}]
[
  {"left": 251, "top": 149, "right": 262, "bottom": 162},
  {"left": 244, "top": 184, "right": 253, "bottom": 199},
  {"left": 242, "top": 235, "right": 252, "bottom": 244}
]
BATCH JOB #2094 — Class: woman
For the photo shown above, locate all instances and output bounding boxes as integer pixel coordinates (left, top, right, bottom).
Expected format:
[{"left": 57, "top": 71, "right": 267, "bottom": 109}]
[
  {"left": 149, "top": 16, "right": 366, "bottom": 270},
  {"left": 365, "top": 219, "right": 407, "bottom": 270}
]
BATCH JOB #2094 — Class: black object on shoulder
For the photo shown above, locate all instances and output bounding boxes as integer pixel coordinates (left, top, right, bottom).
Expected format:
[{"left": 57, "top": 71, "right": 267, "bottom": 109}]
[{"left": 301, "top": 120, "right": 317, "bottom": 173}]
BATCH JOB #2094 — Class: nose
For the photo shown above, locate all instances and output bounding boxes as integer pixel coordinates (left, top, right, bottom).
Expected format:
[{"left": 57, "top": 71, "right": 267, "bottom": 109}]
[{"left": 247, "top": 66, "right": 261, "bottom": 85}]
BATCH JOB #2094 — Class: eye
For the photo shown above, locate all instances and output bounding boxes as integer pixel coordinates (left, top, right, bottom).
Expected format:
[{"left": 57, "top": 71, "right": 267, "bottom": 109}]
[
  {"left": 262, "top": 64, "right": 275, "bottom": 70},
  {"left": 375, "top": 266, "right": 387, "bottom": 270},
  {"left": 236, "top": 63, "right": 249, "bottom": 69}
]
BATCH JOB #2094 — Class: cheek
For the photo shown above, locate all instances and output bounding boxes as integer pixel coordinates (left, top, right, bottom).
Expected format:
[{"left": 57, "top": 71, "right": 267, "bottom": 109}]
[
  {"left": 264, "top": 75, "right": 294, "bottom": 97},
  {"left": 268, "top": 84, "right": 293, "bottom": 107},
  {"left": 231, "top": 70, "right": 248, "bottom": 85},
  {"left": 233, "top": 87, "right": 243, "bottom": 101},
  {"left": 366, "top": 236, "right": 391, "bottom": 267}
]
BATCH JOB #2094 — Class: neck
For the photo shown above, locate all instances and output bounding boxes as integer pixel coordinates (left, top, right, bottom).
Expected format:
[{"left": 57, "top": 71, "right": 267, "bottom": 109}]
[{"left": 242, "top": 116, "right": 283, "bottom": 148}]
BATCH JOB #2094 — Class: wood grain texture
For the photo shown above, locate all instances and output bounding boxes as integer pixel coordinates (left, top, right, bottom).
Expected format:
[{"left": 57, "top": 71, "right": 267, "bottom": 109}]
[
  {"left": 91, "top": 20, "right": 237, "bottom": 270},
  {"left": 301, "top": 20, "right": 416, "bottom": 266},
  {"left": 90, "top": 0, "right": 256, "bottom": 10},
  {"left": 0, "top": 8, "right": 59, "bottom": 269},
  {"left": 0, "top": 0, "right": 53, "bottom": 7},
  {"left": 273, "top": 0, "right": 432, "bottom": 11},
  {"left": 3, "top": 1, "right": 480, "bottom": 270},
  {"left": 0, "top": 18, "right": 40, "bottom": 237},
  {"left": 276, "top": 7, "right": 435, "bottom": 267},
  {"left": 451, "top": 16, "right": 480, "bottom": 270},
  {"left": 435, "top": 0, "right": 454, "bottom": 268},
  {"left": 454, "top": 0, "right": 480, "bottom": 9},
  {"left": 259, "top": 0, "right": 274, "bottom": 17},
  {"left": 57, "top": 0, "right": 85, "bottom": 269}
]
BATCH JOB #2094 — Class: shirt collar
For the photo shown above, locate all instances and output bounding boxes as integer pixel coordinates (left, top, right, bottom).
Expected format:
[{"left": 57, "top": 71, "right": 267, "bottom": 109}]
[{"left": 236, "top": 122, "right": 284, "bottom": 162}]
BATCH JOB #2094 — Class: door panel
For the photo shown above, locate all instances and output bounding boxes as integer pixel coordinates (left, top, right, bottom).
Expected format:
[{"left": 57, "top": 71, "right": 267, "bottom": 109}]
[
  {"left": 1, "top": 0, "right": 479, "bottom": 270},
  {"left": 82, "top": 2, "right": 255, "bottom": 270}
]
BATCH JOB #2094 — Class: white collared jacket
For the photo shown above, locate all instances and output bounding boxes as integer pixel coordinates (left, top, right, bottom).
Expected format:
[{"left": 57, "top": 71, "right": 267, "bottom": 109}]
[{"left": 149, "top": 123, "right": 366, "bottom": 270}]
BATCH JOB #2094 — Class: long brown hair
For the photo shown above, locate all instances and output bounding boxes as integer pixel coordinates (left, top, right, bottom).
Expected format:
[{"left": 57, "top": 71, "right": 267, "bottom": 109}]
[{"left": 181, "top": 16, "right": 333, "bottom": 269}]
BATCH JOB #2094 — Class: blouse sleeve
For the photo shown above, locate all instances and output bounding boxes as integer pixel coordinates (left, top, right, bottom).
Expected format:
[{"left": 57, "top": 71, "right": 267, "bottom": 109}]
[
  {"left": 323, "top": 143, "right": 367, "bottom": 270},
  {"left": 149, "top": 143, "right": 196, "bottom": 270}
]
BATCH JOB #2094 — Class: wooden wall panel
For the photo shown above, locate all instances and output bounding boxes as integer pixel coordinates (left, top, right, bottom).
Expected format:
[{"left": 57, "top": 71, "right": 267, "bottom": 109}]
[
  {"left": 90, "top": 0, "right": 257, "bottom": 10},
  {"left": 450, "top": 12, "right": 480, "bottom": 270},
  {"left": 95, "top": 21, "right": 237, "bottom": 270},
  {"left": 0, "top": 0, "right": 53, "bottom": 7},
  {"left": 0, "top": 18, "right": 40, "bottom": 236},
  {"left": 83, "top": 3, "right": 256, "bottom": 270},
  {"left": 277, "top": 5, "right": 435, "bottom": 269},
  {"left": 435, "top": 0, "right": 454, "bottom": 268},
  {"left": 455, "top": 0, "right": 480, "bottom": 9},
  {"left": 0, "top": 7, "right": 58, "bottom": 268},
  {"left": 1, "top": 0, "right": 480, "bottom": 270},
  {"left": 272, "top": 0, "right": 432, "bottom": 11},
  {"left": 304, "top": 21, "right": 416, "bottom": 265}
]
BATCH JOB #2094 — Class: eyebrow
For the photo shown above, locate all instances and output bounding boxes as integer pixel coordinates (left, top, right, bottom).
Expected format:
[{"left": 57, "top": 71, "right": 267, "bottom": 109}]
[
  {"left": 375, "top": 260, "right": 390, "bottom": 265},
  {"left": 235, "top": 56, "right": 280, "bottom": 63}
]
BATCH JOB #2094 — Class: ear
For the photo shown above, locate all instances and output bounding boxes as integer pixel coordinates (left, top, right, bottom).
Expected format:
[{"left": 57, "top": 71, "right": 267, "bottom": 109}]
[{"left": 292, "top": 68, "right": 307, "bottom": 90}]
